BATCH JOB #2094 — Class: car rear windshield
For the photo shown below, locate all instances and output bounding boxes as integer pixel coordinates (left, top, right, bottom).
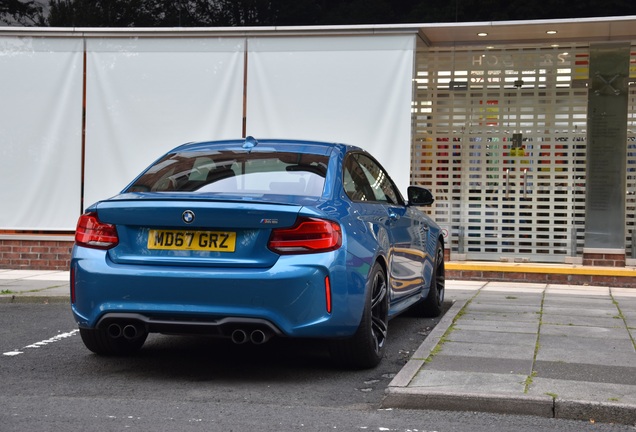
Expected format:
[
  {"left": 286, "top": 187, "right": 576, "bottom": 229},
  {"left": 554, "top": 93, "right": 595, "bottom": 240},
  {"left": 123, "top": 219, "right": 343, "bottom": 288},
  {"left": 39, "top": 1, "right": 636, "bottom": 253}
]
[{"left": 127, "top": 150, "right": 329, "bottom": 198}]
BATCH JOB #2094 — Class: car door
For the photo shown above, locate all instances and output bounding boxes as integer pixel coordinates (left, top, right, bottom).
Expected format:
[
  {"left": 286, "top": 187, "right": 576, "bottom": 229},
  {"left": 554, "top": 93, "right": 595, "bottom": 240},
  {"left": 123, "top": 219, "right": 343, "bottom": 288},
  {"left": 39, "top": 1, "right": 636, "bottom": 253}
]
[{"left": 345, "top": 153, "right": 430, "bottom": 303}]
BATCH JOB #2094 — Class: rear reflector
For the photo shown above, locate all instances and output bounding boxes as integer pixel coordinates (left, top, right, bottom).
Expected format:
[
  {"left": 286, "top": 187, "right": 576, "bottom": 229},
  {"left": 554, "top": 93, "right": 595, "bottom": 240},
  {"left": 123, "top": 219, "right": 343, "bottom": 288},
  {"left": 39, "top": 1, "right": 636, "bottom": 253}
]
[
  {"left": 268, "top": 217, "right": 342, "bottom": 254},
  {"left": 70, "top": 265, "right": 76, "bottom": 304},
  {"left": 75, "top": 212, "right": 119, "bottom": 250},
  {"left": 325, "top": 276, "right": 332, "bottom": 314}
]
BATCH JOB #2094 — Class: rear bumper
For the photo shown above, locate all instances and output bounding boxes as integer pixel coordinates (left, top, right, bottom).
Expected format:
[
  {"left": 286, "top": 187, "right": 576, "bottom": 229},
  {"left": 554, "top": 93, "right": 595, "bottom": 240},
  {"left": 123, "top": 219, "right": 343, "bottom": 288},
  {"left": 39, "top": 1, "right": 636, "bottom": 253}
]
[
  {"left": 71, "top": 247, "right": 367, "bottom": 338},
  {"left": 93, "top": 312, "right": 283, "bottom": 344}
]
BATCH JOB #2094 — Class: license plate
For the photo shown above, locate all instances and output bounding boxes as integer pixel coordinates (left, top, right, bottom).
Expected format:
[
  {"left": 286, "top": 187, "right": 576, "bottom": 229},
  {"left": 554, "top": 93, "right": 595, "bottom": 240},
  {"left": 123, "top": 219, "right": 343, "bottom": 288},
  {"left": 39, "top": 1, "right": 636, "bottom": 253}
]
[{"left": 147, "top": 229, "right": 236, "bottom": 252}]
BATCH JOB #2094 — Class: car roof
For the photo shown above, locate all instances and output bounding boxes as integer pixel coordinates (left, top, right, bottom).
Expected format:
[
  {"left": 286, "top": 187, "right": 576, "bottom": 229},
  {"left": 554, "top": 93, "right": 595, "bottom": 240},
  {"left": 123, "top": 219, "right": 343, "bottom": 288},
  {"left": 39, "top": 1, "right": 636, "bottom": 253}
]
[{"left": 170, "top": 137, "right": 358, "bottom": 156}]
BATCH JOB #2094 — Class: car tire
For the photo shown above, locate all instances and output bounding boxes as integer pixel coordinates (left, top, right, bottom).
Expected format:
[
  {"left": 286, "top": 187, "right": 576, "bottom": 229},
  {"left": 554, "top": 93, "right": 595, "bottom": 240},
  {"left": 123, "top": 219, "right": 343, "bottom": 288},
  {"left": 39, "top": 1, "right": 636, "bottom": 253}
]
[
  {"left": 79, "top": 327, "right": 147, "bottom": 356},
  {"left": 329, "top": 262, "right": 389, "bottom": 369},
  {"left": 415, "top": 239, "right": 445, "bottom": 317}
]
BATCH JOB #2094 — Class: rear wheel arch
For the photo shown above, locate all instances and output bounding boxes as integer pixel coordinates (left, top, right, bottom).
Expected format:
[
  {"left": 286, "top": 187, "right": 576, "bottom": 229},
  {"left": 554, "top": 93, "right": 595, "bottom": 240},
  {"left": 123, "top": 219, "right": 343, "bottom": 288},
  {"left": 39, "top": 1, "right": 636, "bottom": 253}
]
[
  {"left": 414, "top": 237, "right": 445, "bottom": 317},
  {"left": 374, "top": 255, "right": 388, "bottom": 281},
  {"left": 329, "top": 260, "right": 389, "bottom": 369},
  {"left": 437, "top": 234, "right": 445, "bottom": 254}
]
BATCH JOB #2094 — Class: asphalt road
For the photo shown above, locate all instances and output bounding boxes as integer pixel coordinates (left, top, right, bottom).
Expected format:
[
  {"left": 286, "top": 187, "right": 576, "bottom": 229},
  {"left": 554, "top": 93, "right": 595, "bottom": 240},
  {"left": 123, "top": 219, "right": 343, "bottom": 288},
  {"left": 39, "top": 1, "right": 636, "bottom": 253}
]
[{"left": 1, "top": 302, "right": 634, "bottom": 432}]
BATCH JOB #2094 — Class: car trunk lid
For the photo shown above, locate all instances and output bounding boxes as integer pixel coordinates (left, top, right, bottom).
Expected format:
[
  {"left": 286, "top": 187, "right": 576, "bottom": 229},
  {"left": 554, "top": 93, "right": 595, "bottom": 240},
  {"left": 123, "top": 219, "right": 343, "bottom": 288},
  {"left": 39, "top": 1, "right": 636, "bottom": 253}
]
[{"left": 95, "top": 198, "right": 303, "bottom": 268}]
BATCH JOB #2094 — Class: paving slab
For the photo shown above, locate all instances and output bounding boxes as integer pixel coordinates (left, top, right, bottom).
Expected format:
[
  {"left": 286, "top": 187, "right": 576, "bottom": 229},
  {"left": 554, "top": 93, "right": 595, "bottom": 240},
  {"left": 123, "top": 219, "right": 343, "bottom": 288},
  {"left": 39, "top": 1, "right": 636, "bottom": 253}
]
[
  {"left": 0, "top": 270, "right": 67, "bottom": 280},
  {"left": 541, "top": 314, "right": 625, "bottom": 328},
  {"left": 542, "top": 306, "right": 618, "bottom": 319},
  {"left": 473, "top": 289, "right": 543, "bottom": 305},
  {"left": 546, "top": 284, "right": 610, "bottom": 293},
  {"left": 540, "top": 323, "right": 632, "bottom": 339},
  {"left": 455, "top": 320, "right": 539, "bottom": 334},
  {"left": 446, "top": 328, "right": 537, "bottom": 345},
  {"left": 482, "top": 281, "right": 547, "bottom": 291},
  {"left": 534, "top": 361, "right": 636, "bottom": 386},
  {"left": 465, "top": 303, "right": 540, "bottom": 314},
  {"left": 612, "top": 288, "right": 636, "bottom": 298},
  {"left": 460, "top": 311, "right": 541, "bottom": 324},
  {"left": 543, "top": 295, "right": 615, "bottom": 305},
  {"left": 425, "top": 354, "right": 534, "bottom": 375},
  {"left": 447, "top": 280, "right": 487, "bottom": 289},
  {"left": 411, "top": 369, "right": 527, "bottom": 394},
  {"left": 435, "top": 340, "right": 536, "bottom": 360},
  {"left": 536, "top": 335, "right": 635, "bottom": 367}
]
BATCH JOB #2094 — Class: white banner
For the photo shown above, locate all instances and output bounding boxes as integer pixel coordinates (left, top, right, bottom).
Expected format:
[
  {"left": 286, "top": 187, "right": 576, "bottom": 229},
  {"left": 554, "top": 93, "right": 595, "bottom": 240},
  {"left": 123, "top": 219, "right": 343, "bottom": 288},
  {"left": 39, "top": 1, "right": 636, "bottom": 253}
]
[
  {"left": 246, "top": 35, "right": 415, "bottom": 194},
  {"left": 84, "top": 38, "right": 245, "bottom": 208},
  {"left": 0, "top": 33, "right": 416, "bottom": 231},
  {"left": 0, "top": 37, "right": 83, "bottom": 230}
]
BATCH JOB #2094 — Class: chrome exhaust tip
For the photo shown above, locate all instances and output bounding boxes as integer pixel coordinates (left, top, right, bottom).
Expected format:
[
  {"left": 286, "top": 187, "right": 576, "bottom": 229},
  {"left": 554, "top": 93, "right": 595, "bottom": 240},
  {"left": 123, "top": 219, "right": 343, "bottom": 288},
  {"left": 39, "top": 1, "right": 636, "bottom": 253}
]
[
  {"left": 123, "top": 324, "right": 139, "bottom": 340},
  {"left": 107, "top": 323, "right": 122, "bottom": 339},
  {"left": 250, "top": 329, "right": 269, "bottom": 345},
  {"left": 231, "top": 329, "right": 248, "bottom": 344}
]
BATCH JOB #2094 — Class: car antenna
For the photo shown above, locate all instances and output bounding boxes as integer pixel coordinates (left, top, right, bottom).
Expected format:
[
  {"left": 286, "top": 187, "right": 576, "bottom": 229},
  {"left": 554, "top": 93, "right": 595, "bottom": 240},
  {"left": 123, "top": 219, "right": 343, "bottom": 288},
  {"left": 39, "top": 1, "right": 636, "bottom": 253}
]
[{"left": 243, "top": 136, "right": 258, "bottom": 152}]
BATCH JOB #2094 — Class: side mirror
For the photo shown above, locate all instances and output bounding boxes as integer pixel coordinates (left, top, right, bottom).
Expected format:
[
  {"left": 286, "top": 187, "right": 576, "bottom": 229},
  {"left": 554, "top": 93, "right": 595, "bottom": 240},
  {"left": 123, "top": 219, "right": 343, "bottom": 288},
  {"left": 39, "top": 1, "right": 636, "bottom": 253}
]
[{"left": 407, "top": 186, "right": 434, "bottom": 206}]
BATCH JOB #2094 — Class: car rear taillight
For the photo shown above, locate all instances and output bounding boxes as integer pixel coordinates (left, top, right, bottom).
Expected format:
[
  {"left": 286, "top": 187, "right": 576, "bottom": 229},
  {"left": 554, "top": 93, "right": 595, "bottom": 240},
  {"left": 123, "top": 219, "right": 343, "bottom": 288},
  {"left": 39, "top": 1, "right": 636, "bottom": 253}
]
[
  {"left": 268, "top": 217, "right": 342, "bottom": 254},
  {"left": 75, "top": 212, "right": 119, "bottom": 250}
]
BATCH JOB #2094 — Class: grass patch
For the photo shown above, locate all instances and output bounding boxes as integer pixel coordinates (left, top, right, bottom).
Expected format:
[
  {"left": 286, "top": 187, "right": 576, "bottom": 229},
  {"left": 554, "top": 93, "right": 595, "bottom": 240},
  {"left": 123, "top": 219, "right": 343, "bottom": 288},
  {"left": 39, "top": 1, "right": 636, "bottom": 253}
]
[
  {"left": 524, "top": 371, "right": 537, "bottom": 388},
  {"left": 424, "top": 296, "right": 474, "bottom": 364},
  {"left": 609, "top": 291, "right": 636, "bottom": 351},
  {"left": 425, "top": 326, "right": 453, "bottom": 362},
  {"left": 525, "top": 289, "right": 546, "bottom": 394},
  {"left": 1, "top": 289, "right": 14, "bottom": 295},
  {"left": 546, "top": 392, "right": 558, "bottom": 400}
]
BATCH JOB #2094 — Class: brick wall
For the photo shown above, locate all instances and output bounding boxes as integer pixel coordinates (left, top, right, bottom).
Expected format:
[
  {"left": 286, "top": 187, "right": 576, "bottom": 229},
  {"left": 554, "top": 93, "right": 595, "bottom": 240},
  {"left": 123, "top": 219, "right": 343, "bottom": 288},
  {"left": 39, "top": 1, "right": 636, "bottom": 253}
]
[
  {"left": 445, "top": 268, "right": 636, "bottom": 288},
  {"left": 0, "top": 239, "right": 73, "bottom": 271},
  {"left": 583, "top": 252, "right": 626, "bottom": 267}
]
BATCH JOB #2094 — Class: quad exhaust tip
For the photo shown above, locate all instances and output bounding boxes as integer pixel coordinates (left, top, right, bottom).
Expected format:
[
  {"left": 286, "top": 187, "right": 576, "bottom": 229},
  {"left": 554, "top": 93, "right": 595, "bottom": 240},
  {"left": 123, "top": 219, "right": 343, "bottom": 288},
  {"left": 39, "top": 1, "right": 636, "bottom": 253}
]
[
  {"left": 107, "top": 323, "right": 123, "bottom": 338},
  {"left": 231, "top": 329, "right": 248, "bottom": 344},
  {"left": 102, "top": 316, "right": 276, "bottom": 345},
  {"left": 106, "top": 323, "right": 144, "bottom": 340},
  {"left": 231, "top": 329, "right": 271, "bottom": 345},
  {"left": 123, "top": 324, "right": 140, "bottom": 340}
]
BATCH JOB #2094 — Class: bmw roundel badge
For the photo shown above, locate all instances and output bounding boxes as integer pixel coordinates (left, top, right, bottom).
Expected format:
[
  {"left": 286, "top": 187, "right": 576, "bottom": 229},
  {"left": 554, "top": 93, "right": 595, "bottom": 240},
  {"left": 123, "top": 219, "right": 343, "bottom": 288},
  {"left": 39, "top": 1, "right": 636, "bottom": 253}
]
[{"left": 182, "top": 210, "right": 195, "bottom": 224}]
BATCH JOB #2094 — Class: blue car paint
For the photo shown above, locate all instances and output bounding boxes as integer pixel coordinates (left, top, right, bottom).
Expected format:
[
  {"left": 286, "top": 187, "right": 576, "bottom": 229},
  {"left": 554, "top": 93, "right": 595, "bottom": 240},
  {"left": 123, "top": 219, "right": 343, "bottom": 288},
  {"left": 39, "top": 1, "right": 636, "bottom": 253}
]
[
  {"left": 71, "top": 246, "right": 364, "bottom": 337},
  {"left": 71, "top": 139, "right": 442, "bottom": 340}
]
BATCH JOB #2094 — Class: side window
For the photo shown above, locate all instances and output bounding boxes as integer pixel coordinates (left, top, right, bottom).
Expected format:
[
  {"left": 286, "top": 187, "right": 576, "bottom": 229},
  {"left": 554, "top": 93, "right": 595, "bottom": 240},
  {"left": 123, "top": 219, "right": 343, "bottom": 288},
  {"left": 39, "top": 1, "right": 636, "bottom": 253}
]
[
  {"left": 354, "top": 154, "right": 402, "bottom": 205},
  {"left": 343, "top": 156, "right": 376, "bottom": 201}
]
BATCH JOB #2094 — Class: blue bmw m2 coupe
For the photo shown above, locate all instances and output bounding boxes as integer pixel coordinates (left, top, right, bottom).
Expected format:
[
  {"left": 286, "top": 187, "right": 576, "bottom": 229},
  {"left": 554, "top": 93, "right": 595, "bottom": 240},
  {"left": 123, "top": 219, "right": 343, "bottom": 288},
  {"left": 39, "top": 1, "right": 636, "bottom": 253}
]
[{"left": 71, "top": 137, "right": 445, "bottom": 368}]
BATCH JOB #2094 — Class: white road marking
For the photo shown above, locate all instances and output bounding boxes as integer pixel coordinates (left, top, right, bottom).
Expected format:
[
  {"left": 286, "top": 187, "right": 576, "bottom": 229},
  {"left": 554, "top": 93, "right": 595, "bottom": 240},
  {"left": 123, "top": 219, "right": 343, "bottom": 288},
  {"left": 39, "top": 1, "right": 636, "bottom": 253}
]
[{"left": 3, "top": 329, "right": 79, "bottom": 356}]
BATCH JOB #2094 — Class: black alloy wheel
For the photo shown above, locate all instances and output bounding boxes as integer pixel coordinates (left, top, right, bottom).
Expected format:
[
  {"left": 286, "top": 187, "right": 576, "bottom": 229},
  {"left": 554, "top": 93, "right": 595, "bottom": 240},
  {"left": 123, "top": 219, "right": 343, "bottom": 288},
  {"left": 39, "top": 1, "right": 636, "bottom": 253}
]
[
  {"left": 369, "top": 265, "right": 389, "bottom": 353},
  {"left": 416, "top": 239, "right": 445, "bottom": 317},
  {"left": 329, "top": 262, "right": 389, "bottom": 369}
]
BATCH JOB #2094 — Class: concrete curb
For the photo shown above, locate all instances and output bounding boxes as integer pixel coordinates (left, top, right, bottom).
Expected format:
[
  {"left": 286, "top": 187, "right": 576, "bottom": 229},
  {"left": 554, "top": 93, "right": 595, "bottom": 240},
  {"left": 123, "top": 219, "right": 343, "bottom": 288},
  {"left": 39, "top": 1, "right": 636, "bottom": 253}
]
[
  {"left": 555, "top": 399, "right": 636, "bottom": 425},
  {"left": 383, "top": 388, "right": 555, "bottom": 418},
  {"left": 0, "top": 295, "right": 70, "bottom": 304},
  {"left": 383, "top": 388, "right": 636, "bottom": 425},
  {"left": 387, "top": 299, "right": 468, "bottom": 388}
]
